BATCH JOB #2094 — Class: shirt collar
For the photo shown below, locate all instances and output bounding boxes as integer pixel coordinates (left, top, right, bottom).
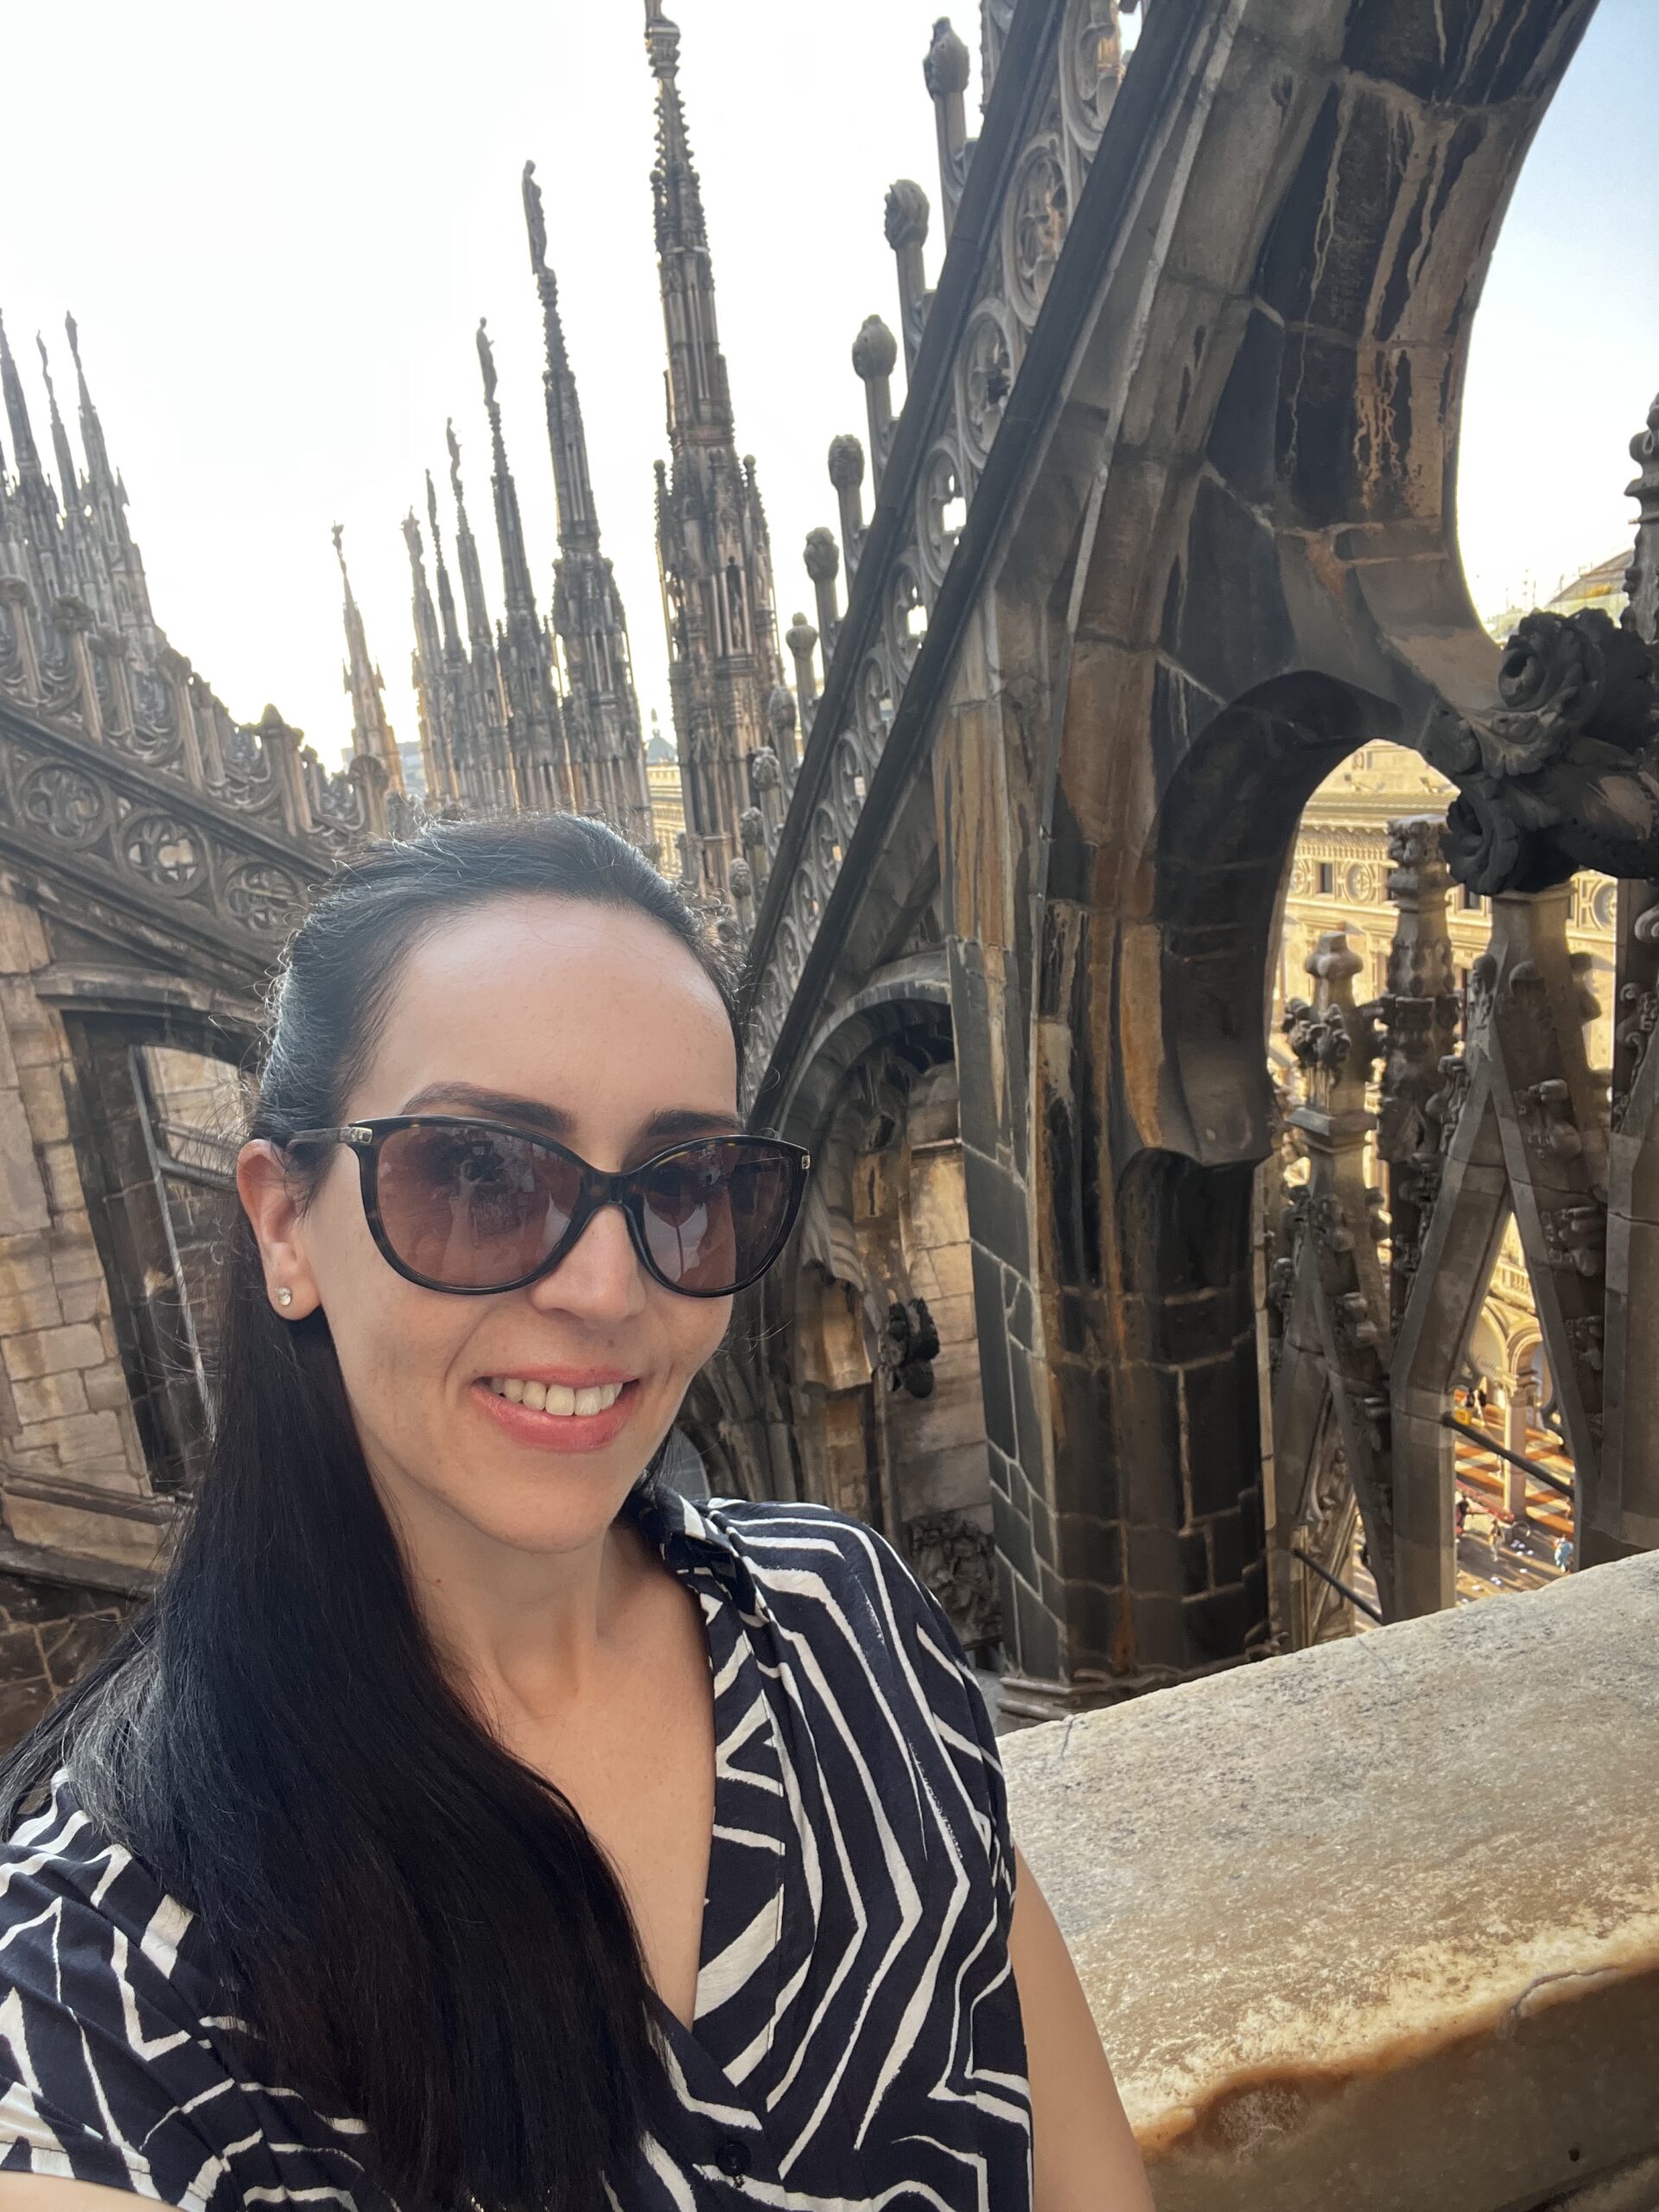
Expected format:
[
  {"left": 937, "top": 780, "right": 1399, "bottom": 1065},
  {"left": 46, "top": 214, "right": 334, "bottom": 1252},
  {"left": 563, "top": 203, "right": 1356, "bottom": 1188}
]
[{"left": 627, "top": 1473, "right": 754, "bottom": 1602}]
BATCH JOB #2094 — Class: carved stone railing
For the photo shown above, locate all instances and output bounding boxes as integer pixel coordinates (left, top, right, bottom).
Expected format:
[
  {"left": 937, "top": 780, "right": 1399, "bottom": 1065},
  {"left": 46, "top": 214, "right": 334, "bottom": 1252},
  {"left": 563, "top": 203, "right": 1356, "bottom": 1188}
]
[
  {"left": 0, "top": 572, "right": 414, "bottom": 979},
  {"left": 0, "top": 698, "right": 330, "bottom": 981},
  {"left": 740, "top": 0, "right": 1130, "bottom": 1110},
  {"left": 1009, "top": 1551, "right": 1659, "bottom": 2210}
]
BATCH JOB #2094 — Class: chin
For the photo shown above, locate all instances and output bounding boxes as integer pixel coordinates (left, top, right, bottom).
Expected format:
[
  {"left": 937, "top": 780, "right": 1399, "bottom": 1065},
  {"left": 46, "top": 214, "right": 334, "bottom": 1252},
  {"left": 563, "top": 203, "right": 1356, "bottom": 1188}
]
[{"left": 449, "top": 1460, "right": 645, "bottom": 1554}]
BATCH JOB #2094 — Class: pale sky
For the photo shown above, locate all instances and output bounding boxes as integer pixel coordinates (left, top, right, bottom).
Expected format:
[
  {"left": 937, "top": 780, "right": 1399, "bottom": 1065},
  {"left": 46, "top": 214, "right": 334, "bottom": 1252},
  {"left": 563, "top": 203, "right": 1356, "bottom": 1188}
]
[{"left": 1, "top": 0, "right": 1652, "bottom": 772}]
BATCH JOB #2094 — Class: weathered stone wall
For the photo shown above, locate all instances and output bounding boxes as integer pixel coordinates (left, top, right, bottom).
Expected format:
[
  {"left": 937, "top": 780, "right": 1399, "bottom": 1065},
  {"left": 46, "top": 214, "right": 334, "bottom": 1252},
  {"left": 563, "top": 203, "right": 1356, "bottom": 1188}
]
[
  {"left": 0, "top": 1566, "right": 138, "bottom": 1749},
  {"left": 0, "top": 881, "right": 159, "bottom": 1569},
  {"left": 1006, "top": 1555, "right": 1659, "bottom": 2211}
]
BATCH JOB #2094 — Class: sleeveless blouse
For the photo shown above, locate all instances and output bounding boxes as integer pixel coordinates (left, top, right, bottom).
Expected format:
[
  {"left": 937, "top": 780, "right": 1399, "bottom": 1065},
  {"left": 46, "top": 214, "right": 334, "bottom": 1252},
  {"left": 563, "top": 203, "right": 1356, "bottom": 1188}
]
[{"left": 0, "top": 1492, "right": 1031, "bottom": 2209}]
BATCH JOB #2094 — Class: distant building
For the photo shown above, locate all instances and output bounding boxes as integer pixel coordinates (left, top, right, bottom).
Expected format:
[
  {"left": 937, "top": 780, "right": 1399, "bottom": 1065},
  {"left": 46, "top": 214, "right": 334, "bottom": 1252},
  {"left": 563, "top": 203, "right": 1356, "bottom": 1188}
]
[
  {"left": 649, "top": 758, "right": 686, "bottom": 863},
  {"left": 1484, "top": 548, "right": 1630, "bottom": 641}
]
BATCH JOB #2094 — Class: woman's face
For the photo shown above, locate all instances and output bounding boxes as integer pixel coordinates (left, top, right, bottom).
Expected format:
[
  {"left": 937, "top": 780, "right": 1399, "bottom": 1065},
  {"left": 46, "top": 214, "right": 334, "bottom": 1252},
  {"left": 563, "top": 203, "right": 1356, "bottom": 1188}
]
[{"left": 243, "top": 896, "right": 738, "bottom": 1560}]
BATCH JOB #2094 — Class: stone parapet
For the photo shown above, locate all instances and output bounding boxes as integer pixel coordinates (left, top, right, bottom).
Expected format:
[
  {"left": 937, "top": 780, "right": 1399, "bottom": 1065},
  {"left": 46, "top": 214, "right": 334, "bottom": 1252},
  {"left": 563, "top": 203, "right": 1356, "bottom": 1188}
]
[{"left": 1005, "top": 1555, "right": 1659, "bottom": 2210}]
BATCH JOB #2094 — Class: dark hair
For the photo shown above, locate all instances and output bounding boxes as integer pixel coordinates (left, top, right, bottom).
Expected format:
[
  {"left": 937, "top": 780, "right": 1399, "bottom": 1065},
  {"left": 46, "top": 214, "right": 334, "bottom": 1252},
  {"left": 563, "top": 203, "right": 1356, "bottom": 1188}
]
[{"left": 0, "top": 814, "right": 744, "bottom": 2211}]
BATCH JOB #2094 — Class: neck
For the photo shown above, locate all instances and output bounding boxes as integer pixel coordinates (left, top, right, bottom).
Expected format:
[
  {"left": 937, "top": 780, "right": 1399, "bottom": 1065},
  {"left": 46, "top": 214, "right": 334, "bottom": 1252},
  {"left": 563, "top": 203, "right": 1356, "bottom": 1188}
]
[{"left": 372, "top": 1460, "right": 654, "bottom": 1732}]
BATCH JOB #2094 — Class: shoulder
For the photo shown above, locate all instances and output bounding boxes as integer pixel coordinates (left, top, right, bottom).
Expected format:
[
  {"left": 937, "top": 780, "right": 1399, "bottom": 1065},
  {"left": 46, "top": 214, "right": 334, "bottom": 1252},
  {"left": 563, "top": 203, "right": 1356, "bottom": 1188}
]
[
  {"left": 703, "top": 1500, "right": 1012, "bottom": 1867},
  {"left": 0, "top": 1770, "right": 213, "bottom": 2012},
  {"left": 0, "top": 1779, "right": 377, "bottom": 2210},
  {"left": 704, "top": 1497, "right": 957, "bottom": 1656}
]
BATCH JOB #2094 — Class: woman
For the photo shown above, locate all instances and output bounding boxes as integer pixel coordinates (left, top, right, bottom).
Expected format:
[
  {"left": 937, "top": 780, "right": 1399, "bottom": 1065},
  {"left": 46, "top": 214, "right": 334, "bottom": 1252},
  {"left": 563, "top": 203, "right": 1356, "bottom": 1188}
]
[{"left": 0, "top": 817, "right": 1151, "bottom": 2212}]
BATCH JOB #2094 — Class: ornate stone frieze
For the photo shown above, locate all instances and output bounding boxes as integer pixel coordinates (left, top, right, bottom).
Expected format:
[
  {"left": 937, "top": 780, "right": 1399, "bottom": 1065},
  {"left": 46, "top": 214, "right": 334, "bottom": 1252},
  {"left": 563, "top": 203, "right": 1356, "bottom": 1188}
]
[{"left": 0, "top": 704, "right": 318, "bottom": 975}]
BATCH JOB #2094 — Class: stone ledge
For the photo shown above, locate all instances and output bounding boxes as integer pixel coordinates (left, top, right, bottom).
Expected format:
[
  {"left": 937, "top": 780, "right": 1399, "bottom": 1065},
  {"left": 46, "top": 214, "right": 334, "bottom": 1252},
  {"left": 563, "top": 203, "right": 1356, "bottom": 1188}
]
[{"left": 1003, "top": 1555, "right": 1659, "bottom": 2211}]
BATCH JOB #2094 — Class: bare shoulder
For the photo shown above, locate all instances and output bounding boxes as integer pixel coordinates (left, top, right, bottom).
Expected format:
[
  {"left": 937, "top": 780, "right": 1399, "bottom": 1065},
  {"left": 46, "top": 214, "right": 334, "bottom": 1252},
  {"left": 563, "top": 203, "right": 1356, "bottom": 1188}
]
[{"left": 0, "top": 2179, "right": 153, "bottom": 2212}]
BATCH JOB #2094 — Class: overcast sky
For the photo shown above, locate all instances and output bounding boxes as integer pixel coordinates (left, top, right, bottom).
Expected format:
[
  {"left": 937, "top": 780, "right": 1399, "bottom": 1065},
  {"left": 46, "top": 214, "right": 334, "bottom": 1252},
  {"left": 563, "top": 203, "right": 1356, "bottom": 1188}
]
[{"left": 1, "top": 0, "right": 1652, "bottom": 771}]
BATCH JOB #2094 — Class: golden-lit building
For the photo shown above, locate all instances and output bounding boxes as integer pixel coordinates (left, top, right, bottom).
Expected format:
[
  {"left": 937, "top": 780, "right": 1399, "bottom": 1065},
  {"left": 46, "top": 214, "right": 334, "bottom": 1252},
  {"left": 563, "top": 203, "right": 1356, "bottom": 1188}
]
[{"left": 648, "top": 758, "right": 685, "bottom": 863}]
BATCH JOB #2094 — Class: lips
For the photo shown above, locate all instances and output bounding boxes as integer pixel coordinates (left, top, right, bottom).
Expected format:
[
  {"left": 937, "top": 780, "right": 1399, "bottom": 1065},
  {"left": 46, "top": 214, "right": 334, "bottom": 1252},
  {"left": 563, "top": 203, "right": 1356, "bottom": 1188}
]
[{"left": 470, "top": 1375, "right": 641, "bottom": 1454}]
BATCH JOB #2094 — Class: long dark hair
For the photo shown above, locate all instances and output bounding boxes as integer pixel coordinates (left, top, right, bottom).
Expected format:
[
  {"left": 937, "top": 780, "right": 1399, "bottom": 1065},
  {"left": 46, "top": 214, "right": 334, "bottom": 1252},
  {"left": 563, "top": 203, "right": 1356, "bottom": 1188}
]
[{"left": 0, "top": 814, "right": 744, "bottom": 2211}]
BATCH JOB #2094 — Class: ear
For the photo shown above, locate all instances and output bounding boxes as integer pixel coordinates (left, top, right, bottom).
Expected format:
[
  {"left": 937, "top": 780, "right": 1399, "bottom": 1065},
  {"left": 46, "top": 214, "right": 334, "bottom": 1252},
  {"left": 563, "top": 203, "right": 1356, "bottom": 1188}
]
[{"left": 237, "top": 1141, "right": 321, "bottom": 1320}]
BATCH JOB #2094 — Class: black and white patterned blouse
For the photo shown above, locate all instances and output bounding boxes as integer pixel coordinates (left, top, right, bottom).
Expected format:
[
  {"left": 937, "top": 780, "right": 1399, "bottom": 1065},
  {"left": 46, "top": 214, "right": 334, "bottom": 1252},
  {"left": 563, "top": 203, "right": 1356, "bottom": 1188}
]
[{"left": 0, "top": 1492, "right": 1032, "bottom": 2209}]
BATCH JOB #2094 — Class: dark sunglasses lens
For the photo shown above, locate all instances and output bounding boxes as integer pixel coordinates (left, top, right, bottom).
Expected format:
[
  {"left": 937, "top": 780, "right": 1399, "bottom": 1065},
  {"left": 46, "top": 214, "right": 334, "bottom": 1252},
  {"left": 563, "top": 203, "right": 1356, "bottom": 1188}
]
[
  {"left": 638, "top": 1141, "right": 798, "bottom": 1294},
  {"left": 375, "top": 1124, "right": 581, "bottom": 1289}
]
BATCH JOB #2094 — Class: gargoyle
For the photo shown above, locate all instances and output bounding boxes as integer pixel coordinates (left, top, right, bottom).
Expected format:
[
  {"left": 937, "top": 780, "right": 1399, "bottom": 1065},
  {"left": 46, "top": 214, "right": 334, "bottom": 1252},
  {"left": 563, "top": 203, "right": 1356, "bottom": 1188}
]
[{"left": 1424, "top": 608, "right": 1659, "bottom": 895}]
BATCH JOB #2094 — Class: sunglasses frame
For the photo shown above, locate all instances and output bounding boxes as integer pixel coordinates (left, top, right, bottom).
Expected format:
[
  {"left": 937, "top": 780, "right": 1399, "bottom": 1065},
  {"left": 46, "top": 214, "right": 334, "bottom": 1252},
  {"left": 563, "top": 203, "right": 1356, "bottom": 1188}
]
[{"left": 283, "top": 1115, "right": 811, "bottom": 1300}]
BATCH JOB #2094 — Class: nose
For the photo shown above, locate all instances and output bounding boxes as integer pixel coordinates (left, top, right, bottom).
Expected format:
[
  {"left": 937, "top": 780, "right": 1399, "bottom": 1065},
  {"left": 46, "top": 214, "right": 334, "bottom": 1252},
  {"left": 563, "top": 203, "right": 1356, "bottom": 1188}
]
[{"left": 524, "top": 1198, "right": 649, "bottom": 1324}]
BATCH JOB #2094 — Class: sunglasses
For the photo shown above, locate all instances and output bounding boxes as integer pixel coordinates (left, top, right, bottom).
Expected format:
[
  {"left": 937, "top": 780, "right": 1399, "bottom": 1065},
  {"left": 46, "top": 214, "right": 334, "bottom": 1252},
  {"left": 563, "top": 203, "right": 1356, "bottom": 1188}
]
[{"left": 283, "top": 1116, "right": 810, "bottom": 1299}]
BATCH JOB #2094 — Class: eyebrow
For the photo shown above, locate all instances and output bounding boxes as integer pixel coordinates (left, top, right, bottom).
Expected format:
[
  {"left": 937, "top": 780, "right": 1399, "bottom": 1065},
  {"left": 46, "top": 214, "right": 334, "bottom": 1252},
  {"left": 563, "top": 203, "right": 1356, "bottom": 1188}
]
[{"left": 395, "top": 1083, "right": 744, "bottom": 1147}]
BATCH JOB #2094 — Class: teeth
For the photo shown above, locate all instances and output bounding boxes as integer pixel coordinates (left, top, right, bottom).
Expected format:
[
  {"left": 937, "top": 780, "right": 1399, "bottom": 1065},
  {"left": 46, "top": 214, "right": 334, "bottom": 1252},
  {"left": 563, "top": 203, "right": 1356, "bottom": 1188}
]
[{"left": 488, "top": 1377, "right": 626, "bottom": 1416}]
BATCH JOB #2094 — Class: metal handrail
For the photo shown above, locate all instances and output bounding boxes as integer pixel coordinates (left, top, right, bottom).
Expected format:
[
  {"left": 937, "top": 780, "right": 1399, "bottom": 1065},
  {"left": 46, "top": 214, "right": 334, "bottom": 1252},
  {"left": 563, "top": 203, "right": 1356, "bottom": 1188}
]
[
  {"left": 1441, "top": 1414, "right": 1574, "bottom": 1502},
  {"left": 1291, "top": 1545, "right": 1385, "bottom": 1624}
]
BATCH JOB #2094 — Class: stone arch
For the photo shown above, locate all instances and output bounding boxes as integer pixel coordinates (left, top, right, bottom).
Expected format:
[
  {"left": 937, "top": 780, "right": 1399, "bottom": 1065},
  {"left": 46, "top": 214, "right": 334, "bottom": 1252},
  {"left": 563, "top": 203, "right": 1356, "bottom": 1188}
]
[
  {"left": 920, "top": 0, "right": 1601, "bottom": 1697},
  {"left": 767, "top": 976, "right": 1000, "bottom": 1650}
]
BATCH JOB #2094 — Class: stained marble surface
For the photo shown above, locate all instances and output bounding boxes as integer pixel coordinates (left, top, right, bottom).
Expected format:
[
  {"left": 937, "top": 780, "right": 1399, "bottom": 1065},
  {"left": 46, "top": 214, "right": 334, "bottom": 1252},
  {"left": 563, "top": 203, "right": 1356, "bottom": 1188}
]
[{"left": 1005, "top": 1554, "right": 1659, "bottom": 2210}]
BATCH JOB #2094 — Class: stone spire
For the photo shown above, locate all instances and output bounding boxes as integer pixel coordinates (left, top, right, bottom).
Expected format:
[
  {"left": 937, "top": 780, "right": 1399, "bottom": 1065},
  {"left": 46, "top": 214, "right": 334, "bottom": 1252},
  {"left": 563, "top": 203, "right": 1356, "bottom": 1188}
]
[
  {"left": 644, "top": 1, "right": 785, "bottom": 894},
  {"left": 445, "top": 417, "right": 512, "bottom": 811},
  {"left": 476, "top": 316, "right": 572, "bottom": 814},
  {"left": 523, "top": 158, "right": 652, "bottom": 841},
  {"left": 403, "top": 506, "right": 453, "bottom": 800},
  {"left": 0, "top": 311, "right": 68, "bottom": 603},
  {"left": 645, "top": 1, "right": 731, "bottom": 448},
  {"left": 34, "top": 336, "right": 92, "bottom": 612},
  {"left": 332, "top": 523, "right": 404, "bottom": 792},
  {"left": 65, "top": 312, "right": 156, "bottom": 644},
  {"left": 35, "top": 340, "right": 79, "bottom": 535},
  {"left": 425, "top": 469, "right": 474, "bottom": 804}
]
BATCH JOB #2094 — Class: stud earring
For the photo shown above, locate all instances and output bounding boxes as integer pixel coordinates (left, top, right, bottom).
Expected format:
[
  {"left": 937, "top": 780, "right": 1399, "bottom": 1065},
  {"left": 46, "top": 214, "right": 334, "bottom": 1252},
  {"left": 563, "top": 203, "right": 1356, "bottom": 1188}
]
[{"left": 276, "top": 1287, "right": 294, "bottom": 1309}]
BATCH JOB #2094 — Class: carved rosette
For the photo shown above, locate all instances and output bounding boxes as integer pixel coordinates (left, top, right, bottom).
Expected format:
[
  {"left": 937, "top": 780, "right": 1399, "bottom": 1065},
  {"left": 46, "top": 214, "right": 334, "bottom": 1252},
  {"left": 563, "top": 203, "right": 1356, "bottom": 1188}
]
[
  {"left": 959, "top": 301, "right": 1018, "bottom": 468},
  {"left": 888, "top": 562, "right": 928, "bottom": 676},
  {"left": 856, "top": 651, "right": 895, "bottom": 751},
  {"left": 810, "top": 804, "right": 842, "bottom": 885},
  {"left": 120, "top": 812, "right": 206, "bottom": 895},
  {"left": 831, "top": 733, "right": 866, "bottom": 816},
  {"left": 916, "top": 439, "right": 969, "bottom": 588},
  {"left": 1058, "top": 0, "right": 1124, "bottom": 159},
  {"left": 1003, "top": 134, "right": 1069, "bottom": 327},
  {"left": 223, "top": 860, "right": 304, "bottom": 937},
  {"left": 19, "top": 761, "right": 105, "bottom": 845}
]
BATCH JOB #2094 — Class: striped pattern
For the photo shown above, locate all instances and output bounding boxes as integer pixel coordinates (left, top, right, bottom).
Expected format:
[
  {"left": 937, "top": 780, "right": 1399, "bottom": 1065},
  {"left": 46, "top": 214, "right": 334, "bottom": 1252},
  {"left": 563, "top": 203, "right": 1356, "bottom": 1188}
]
[{"left": 0, "top": 1493, "right": 1031, "bottom": 2209}]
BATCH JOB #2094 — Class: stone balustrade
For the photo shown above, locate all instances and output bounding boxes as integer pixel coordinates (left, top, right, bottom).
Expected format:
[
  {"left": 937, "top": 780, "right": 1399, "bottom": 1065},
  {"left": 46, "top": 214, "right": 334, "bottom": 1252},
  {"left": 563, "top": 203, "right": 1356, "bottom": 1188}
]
[{"left": 1007, "top": 1554, "right": 1659, "bottom": 2210}]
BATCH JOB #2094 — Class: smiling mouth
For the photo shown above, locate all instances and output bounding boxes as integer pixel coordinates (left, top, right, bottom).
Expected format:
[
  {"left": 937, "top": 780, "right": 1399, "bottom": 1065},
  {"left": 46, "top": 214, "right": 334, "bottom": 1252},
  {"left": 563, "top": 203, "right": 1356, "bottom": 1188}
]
[{"left": 483, "top": 1376, "right": 632, "bottom": 1418}]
